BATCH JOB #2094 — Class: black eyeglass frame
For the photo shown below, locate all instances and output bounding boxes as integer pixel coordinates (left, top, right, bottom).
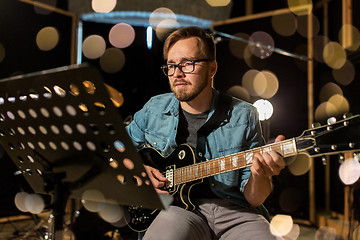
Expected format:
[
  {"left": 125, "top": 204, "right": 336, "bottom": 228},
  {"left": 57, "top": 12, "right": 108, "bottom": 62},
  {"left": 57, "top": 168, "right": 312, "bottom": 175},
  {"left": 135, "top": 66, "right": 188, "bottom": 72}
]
[{"left": 160, "top": 59, "right": 213, "bottom": 76}]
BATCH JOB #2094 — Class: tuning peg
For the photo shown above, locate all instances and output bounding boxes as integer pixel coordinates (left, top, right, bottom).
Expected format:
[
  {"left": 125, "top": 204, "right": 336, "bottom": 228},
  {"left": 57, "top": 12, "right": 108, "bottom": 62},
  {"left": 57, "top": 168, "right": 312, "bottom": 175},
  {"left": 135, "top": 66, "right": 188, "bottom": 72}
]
[
  {"left": 311, "top": 122, "right": 321, "bottom": 128},
  {"left": 343, "top": 113, "right": 353, "bottom": 119},
  {"left": 354, "top": 153, "right": 359, "bottom": 162},
  {"left": 321, "top": 156, "right": 327, "bottom": 165},
  {"left": 327, "top": 117, "right": 337, "bottom": 125},
  {"left": 338, "top": 153, "right": 344, "bottom": 163}
]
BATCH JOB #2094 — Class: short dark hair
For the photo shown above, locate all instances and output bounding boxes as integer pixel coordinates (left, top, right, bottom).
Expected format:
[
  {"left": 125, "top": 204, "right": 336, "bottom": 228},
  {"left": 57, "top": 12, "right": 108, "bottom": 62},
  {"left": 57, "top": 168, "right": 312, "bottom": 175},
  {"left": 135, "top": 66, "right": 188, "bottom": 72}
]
[{"left": 163, "top": 27, "right": 216, "bottom": 61}]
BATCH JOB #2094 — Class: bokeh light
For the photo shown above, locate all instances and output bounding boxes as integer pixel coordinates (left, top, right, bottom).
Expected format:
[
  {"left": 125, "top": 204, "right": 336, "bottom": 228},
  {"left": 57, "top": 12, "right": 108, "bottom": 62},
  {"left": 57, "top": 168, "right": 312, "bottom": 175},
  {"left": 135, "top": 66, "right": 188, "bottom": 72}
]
[
  {"left": 319, "top": 82, "right": 343, "bottom": 103},
  {"left": 253, "top": 99, "right": 273, "bottom": 121},
  {"left": 288, "top": 154, "right": 311, "bottom": 176},
  {"left": 283, "top": 223, "right": 300, "bottom": 240},
  {"left": 155, "top": 19, "right": 180, "bottom": 41},
  {"left": 14, "top": 192, "right": 29, "bottom": 212},
  {"left": 332, "top": 60, "right": 355, "bottom": 86},
  {"left": 149, "top": 8, "right": 177, "bottom": 30},
  {"left": 92, "top": 0, "right": 116, "bottom": 13},
  {"left": 287, "top": 0, "right": 313, "bottom": 16},
  {"left": 34, "top": 0, "right": 56, "bottom": 15},
  {"left": 206, "top": 0, "right": 232, "bottom": 7},
  {"left": 82, "top": 35, "right": 106, "bottom": 59},
  {"left": 242, "top": 69, "right": 261, "bottom": 96},
  {"left": 315, "top": 101, "right": 337, "bottom": 122},
  {"left": 313, "top": 35, "right": 330, "bottom": 62},
  {"left": 323, "top": 41, "right": 347, "bottom": 69},
  {"left": 109, "top": 23, "right": 135, "bottom": 48},
  {"left": 248, "top": 31, "right": 275, "bottom": 59},
  {"left": 296, "top": 13, "right": 320, "bottom": 38},
  {"left": 0, "top": 42, "right": 5, "bottom": 63},
  {"left": 229, "top": 33, "right": 249, "bottom": 59},
  {"left": 226, "top": 85, "right": 250, "bottom": 102},
  {"left": 259, "top": 70, "right": 279, "bottom": 99},
  {"left": 271, "top": 12, "right": 297, "bottom": 37},
  {"left": 243, "top": 45, "right": 261, "bottom": 68},
  {"left": 98, "top": 200, "right": 124, "bottom": 223},
  {"left": 253, "top": 72, "right": 267, "bottom": 97},
  {"left": 339, "top": 24, "right": 360, "bottom": 51},
  {"left": 24, "top": 193, "right": 45, "bottom": 214},
  {"left": 315, "top": 226, "right": 337, "bottom": 240},
  {"left": 36, "top": 26, "right": 59, "bottom": 51},
  {"left": 327, "top": 94, "right": 349, "bottom": 116},
  {"left": 270, "top": 214, "right": 294, "bottom": 237},
  {"left": 338, "top": 156, "right": 360, "bottom": 185},
  {"left": 100, "top": 48, "right": 126, "bottom": 74},
  {"left": 81, "top": 189, "right": 106, "bottom": 212}
]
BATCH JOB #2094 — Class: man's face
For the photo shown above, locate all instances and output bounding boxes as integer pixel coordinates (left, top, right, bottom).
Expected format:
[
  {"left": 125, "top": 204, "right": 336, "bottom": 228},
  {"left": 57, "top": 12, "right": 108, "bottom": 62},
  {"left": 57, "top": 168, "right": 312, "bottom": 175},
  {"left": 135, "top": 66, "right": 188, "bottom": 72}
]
[{"left": 167, "top": 37, "right": 213, "bottom": 102}]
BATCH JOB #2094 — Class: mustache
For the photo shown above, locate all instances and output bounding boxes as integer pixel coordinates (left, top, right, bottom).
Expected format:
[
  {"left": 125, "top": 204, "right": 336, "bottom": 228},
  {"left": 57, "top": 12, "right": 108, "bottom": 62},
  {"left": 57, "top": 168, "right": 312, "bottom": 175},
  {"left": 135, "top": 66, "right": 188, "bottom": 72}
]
[{"left": 173, "top": 79, "right": 190, "bottom": 85}]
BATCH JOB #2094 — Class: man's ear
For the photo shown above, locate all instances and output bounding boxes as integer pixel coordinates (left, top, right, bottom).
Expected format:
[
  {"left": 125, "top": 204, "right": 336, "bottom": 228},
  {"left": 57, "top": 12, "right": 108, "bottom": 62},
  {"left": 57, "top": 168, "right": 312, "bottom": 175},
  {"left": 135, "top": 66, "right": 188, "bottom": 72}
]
[{"left": 210, "top": 60, "right": 217, "bottom": 78}]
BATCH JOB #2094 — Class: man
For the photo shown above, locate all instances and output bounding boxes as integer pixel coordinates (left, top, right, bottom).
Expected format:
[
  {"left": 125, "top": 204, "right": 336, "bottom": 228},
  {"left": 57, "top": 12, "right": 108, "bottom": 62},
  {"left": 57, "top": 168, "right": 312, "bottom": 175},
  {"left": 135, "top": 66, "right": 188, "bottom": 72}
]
[{"left": 126, "top": 26, "right": 285, "bottom": 240}]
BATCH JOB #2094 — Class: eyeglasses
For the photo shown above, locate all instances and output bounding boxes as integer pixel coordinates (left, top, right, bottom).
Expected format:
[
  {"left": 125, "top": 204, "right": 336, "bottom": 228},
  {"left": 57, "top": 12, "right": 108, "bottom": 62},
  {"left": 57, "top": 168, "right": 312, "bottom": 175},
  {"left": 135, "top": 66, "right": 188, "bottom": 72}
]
[{"left": 160, "top": 59, "right": 212, "bottom": 76}]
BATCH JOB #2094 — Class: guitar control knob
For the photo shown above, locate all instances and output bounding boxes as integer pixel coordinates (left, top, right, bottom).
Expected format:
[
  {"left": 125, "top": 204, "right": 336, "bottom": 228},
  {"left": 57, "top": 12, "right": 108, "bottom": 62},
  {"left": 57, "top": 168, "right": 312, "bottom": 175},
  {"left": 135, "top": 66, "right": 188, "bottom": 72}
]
[
  {"left": 327, "top": 117, "right": 337, "bottom": 125},
  {"left": 132, "top": 217, "right": 140, "bottom": 224}
]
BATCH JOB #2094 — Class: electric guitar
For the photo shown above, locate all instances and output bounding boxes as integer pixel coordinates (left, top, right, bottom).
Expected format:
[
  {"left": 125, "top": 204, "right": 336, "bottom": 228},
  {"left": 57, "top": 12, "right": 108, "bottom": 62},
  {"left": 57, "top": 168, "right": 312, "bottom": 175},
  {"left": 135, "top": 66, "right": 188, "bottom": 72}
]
[{"left": 125, "top": 115, "right": 360, "bottom": 232}]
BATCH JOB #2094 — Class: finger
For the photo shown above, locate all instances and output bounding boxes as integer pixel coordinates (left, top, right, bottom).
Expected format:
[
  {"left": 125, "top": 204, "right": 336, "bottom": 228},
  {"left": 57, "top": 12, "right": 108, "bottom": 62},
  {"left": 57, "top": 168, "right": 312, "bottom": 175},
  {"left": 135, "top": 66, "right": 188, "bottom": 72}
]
[
  {"left": 252, "top": 154, "right": 273, "bottom": 177},
  {"left": 275, "top": 135, "right": 285, "bottom": 143},
  {"left": 151, "top": 169, "right": 167, "bottom": 182},
  {"left": 155, "top": 189, "right": 170, "bottom": 194},
  {"left": 262, "top": 152, "right": 284, "bottom": 175},
  {"left": 268, "top": 151, "right": 286, "bottom": 169}
]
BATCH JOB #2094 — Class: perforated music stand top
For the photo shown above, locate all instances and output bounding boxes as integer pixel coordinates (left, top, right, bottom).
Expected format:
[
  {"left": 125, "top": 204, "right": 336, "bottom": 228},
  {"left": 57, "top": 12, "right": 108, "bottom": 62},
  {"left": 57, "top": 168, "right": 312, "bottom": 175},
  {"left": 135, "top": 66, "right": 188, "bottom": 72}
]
[{"left": 0, "top": 64, "right": 171, "bottom": 210}]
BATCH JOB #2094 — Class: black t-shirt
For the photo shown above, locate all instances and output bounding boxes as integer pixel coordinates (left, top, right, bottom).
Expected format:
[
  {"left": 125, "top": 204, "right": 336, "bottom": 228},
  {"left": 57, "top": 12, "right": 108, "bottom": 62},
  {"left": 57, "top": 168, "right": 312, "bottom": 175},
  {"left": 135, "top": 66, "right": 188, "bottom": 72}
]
[{"left": 176, "top": 108, "right": 219, "bottom": 199}]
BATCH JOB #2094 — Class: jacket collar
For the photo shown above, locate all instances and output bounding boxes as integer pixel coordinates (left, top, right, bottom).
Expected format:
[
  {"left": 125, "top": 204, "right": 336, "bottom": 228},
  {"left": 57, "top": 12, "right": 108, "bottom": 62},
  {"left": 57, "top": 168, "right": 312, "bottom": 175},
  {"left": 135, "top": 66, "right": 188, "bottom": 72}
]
[{"left": 162, "top": 88, "right": 220, "bottom": 118}]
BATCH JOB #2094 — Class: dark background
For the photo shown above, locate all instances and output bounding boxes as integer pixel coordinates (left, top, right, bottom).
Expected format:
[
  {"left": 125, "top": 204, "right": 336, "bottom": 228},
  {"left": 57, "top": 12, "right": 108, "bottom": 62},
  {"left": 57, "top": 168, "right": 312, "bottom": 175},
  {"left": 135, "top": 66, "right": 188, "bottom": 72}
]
[{"left": 0, "top": 0, "right": 359, "bottom": 224}]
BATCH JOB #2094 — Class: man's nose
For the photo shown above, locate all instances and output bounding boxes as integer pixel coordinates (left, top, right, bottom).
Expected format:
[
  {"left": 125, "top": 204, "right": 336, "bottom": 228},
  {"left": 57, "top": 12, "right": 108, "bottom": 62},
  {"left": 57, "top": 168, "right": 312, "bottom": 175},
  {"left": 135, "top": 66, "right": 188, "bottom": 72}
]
[{"left": 173, "top": 65, "right": 185, "bottom": 77}]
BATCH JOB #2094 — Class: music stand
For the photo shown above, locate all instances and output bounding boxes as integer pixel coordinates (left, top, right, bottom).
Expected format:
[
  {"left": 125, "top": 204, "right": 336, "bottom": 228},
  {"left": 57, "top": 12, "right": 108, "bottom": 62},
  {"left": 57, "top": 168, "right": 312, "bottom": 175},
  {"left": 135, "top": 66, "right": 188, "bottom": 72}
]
[{"left": 0, "top": 64, "right": 172, "bottom": 238}]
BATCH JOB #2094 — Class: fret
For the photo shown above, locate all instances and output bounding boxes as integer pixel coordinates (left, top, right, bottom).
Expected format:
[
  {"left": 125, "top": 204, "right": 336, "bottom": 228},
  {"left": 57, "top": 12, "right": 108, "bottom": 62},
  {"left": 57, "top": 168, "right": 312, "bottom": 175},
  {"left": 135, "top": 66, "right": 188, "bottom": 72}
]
[
  {"left": 206, "top": 162, "right": 211, "bottom": 176},
  {"left": 239, "top": 152, "right": 245, "bottom": 168},
  {"left": 262, "top": 145, "right": 271, "bottom": 154},
  {"left": 282, "top": 139, "right": 297, "bottom": 157},
  {"left": 219, "top": 157, "right": 226, "bottom": 172},
  {"left": 194, "top": 165, "right": 198, "bottom": 178},
  {"left": 210, "top": 160, "right": 215, "bottom": 176},
  {"left": 244, "top": 150, "right": 254, "bottom": 166}
]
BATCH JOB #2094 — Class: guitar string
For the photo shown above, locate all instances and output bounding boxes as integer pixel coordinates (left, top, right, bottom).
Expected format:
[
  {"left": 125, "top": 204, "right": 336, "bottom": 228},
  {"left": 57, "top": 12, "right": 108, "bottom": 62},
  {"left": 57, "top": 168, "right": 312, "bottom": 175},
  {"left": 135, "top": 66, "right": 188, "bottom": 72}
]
[{"left": 173, "top": 139, "right": 295, "bottom": 185}]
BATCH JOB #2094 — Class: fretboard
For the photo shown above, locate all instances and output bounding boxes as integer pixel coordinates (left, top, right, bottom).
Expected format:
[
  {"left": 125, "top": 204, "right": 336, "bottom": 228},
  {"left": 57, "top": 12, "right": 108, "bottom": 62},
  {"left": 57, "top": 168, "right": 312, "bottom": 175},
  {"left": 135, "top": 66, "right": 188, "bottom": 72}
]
[{"left": 174, "top": 138, "right": 298, "bottom": 185}]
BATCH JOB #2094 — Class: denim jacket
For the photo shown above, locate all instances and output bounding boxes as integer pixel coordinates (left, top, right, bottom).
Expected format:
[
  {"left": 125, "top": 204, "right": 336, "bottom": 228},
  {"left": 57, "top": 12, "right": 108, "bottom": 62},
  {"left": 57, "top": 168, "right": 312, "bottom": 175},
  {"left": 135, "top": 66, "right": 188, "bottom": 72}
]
[{"left": 126, "top": 89, "right": 267, "bottom": 213}]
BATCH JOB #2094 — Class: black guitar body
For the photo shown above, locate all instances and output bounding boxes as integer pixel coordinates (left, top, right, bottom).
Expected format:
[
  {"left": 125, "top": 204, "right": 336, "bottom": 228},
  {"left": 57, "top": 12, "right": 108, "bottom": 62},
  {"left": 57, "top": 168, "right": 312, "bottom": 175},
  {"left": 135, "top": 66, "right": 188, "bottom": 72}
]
[
  {"left": 125, "top": 144, "right": 203, "bottom": 232},
  {"left": 140, "top": 144, "right": 203, "bottom": 209}
]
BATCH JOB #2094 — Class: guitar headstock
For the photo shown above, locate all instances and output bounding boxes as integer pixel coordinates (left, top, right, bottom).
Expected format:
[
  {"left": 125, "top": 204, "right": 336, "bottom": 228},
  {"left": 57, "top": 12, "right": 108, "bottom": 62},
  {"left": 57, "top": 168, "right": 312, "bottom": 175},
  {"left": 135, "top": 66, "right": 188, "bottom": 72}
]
[{"left": 295, "top": 114, "right": 360, "bottom": 157}]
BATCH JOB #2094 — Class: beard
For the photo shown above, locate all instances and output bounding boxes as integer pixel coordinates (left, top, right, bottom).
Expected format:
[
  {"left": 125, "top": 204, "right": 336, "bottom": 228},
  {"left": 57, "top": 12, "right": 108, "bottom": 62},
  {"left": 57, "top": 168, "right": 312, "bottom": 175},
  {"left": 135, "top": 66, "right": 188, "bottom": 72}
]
[{"left": 170, "top": 76, "right": 209, "bottom": 102}]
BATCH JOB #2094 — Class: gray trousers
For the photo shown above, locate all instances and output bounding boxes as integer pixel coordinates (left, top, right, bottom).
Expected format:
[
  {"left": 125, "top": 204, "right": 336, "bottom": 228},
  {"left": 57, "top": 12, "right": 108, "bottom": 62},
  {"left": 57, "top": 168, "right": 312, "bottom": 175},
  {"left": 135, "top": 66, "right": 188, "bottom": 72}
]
[{"left": 143, "top": 198, "right": 281, "bottom": 240}]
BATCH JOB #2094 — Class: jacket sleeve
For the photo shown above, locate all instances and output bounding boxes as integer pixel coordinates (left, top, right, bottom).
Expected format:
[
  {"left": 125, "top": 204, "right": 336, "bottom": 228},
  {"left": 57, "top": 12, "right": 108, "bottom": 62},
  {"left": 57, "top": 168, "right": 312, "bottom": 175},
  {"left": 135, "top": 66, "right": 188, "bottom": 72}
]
[
  {"left": 125, "top": 107, "right": 147, "bottom": 150},
  {"left": 239, "top": 107, "right": 265, "bottom": 192}
]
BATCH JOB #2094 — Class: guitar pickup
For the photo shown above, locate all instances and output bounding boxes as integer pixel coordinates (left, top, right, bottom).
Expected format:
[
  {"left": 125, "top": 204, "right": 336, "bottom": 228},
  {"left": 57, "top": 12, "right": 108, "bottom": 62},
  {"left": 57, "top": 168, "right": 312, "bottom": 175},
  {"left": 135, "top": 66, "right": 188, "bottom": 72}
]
[{"left": 165, "top": 165, "right": 175, "bottom": 191}]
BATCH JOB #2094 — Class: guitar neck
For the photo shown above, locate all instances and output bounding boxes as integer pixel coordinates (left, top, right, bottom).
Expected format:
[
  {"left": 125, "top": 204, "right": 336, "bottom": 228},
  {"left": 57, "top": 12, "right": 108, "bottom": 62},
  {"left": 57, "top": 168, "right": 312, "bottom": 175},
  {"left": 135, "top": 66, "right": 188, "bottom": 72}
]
[{"left": 174, "top": 138, "right": 298, "bottom": 185}]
